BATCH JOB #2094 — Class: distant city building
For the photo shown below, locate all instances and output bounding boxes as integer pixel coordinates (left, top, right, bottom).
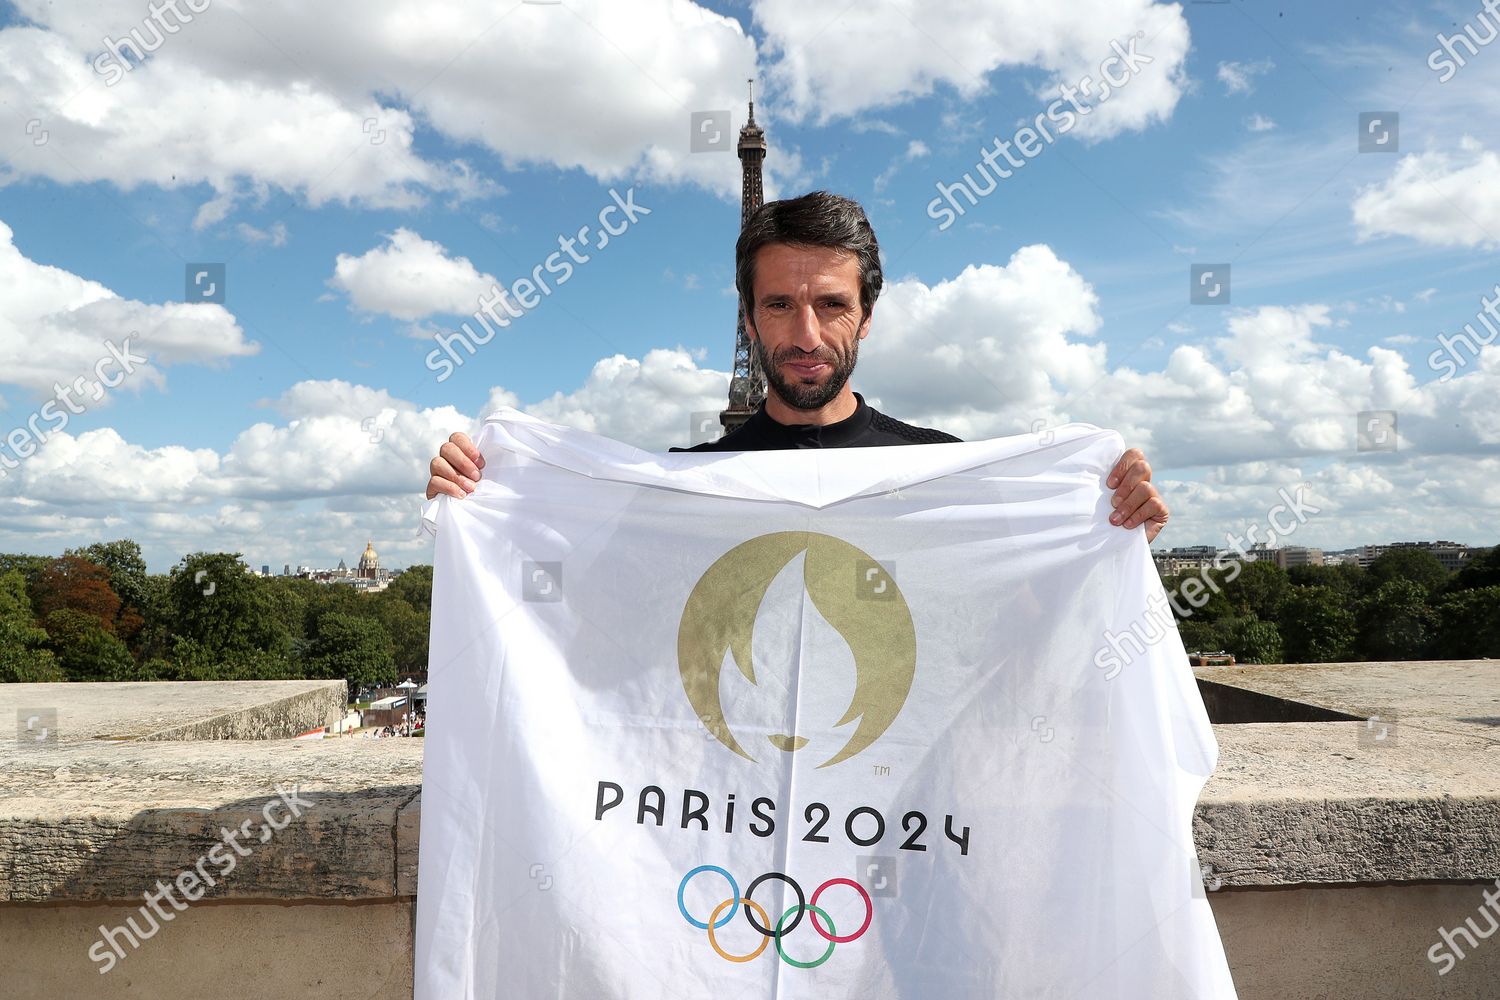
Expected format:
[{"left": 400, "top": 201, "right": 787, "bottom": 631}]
[
  {"left": 283, "top": 563, "right": 291, "bottom": 576},
  {"left": 262, "top": 564, "right": 270, "bottom": 576},
  {"left": 1152, "top": 545, "right": 1219, "bottom": 576},
  {"left": 1274, "top": 547, "right": 1324, "bottom": 570},
  {"left": 1358, "top": 540, "right": 1469, "bottom": 571},
  {"left": 357, "top": 540, "right": 380, "bottom": 580}
]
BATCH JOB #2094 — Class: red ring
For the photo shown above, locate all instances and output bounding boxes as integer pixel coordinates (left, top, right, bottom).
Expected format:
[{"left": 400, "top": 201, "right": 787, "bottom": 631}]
[{"left": 808, "top": 877, "right": 873, "bottom": 943}]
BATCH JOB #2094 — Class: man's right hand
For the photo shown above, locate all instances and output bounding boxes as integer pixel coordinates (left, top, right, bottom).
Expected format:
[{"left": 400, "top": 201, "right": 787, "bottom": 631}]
[{"left": 426, "top": 432, "right": 485, "bottom": 500}]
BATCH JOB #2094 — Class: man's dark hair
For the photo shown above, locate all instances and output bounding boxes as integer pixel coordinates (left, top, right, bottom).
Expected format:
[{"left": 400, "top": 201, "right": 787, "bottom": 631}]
[{"left": 735, "top": 190, "right": 884, "bottom": 326}]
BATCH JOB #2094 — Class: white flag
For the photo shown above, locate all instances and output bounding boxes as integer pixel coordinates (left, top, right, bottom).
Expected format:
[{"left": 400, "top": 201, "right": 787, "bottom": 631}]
[{"left": 415, "top": 408, "right": 1237, "bottom": 1000}]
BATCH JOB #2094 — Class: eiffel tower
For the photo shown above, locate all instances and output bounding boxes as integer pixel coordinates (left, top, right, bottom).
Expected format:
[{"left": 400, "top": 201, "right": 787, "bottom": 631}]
[{"left": 719, "top": 80, "right": 768, "bottom": 435}]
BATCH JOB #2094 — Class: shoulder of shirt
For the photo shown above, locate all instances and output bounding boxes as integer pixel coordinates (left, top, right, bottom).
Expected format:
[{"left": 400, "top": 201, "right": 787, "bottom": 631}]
[{"left": 867, "top": 408, "right": 964, "bottom": 444}]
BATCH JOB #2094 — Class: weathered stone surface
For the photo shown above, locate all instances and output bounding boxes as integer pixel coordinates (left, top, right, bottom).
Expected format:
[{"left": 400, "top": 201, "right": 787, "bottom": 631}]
[
  {"left": 1195, "top": 659, "right": 1500, "bottom": 744},
  {"left": 0, "top": 680, "right": 347, "bottom": 742},
  {"left": 1196, "top": 722, "right": 1500, "bottom": 886},
  {"left": 0, "top": 738, "right": 420, "bottom": 902}
]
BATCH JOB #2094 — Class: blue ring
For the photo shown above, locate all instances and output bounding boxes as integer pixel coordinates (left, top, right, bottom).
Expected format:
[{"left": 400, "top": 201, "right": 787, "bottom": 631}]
[{"left": 678, "top": 865, "right": 739, "bottom": 930}]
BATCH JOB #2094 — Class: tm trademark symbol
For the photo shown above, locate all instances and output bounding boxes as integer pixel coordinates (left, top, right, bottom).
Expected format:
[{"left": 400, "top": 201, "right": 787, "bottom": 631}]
[{"left": 873, "top": 764, "right": 891, "bottom": 777}]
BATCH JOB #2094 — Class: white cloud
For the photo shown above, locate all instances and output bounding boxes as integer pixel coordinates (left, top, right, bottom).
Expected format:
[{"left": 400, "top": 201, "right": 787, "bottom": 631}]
[
  {"left": 1352, "top": 137, "right": 1500, "bottom": 249},
  {"left": 0, "top": 219, "right": 257, "bottom": 396},
  {"left": 1245, "top": 113, "right": 1276, "bottom": 132},
  {"left": 329, "top": 229, "right": 497, "bottom": 321},
  {"left": 873, "top": 139, "right": 932, "bottom": 192},
  {"left": 1217, "top": 58, "right": 1274, "bottom": 95},
  {"left": 0, "top": 0, "right": 794, "bottom": 215},
  {"left": 755, "top": 0, "right": 1190, "bottom": 141},
  {"left": 236, "top": 221, "right": 288, "bottom": 246}
]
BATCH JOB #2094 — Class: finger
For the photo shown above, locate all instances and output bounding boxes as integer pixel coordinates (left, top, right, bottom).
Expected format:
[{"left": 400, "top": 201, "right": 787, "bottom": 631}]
[
  {"left": 1124, "top": 495, "right": 1169, "bottom": 530},
  {"left": 1106, "top": 448, "right": 1144, "bottom": 489},
  {"left": 1111, "top": 459, "right": 1152, "bottom": 500},
  {"left": 451, "top": 431, "right": 484, "bottom": 471},
  {"left": 429, "top": 455, "right": 477, "bottom": 494},
  {"left": 1145, "top": 518, "right": 1167, "bottom": 544},
  {"left": 440, "top": 440, "right": 482, "bottom": 481},
  {"left": 425, "top": 477, "right": 468, "bottom": 501},
  {"left": 1110, "top": 482, "right": 1157, "bottom": 525}
]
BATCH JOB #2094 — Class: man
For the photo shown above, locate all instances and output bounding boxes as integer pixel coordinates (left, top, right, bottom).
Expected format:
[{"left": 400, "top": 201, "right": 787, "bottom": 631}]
[{"left": 426, "top": 191, "right": 1168, "bottom": 541}]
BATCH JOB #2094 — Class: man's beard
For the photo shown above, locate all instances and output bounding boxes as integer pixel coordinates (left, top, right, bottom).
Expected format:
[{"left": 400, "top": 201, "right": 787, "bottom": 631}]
[{"left": 753, "top": 336, "right": 860, "bottom": 412}]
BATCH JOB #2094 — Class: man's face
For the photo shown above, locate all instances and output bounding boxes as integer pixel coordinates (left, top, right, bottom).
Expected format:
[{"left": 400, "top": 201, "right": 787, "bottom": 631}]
[{"left": 745, "top": 243, "right": 871, "bottom": 411}]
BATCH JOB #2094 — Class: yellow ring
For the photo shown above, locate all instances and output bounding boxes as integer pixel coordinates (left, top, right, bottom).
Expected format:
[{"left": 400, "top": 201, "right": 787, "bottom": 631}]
[{"left": 706, "top": 897, "right": 771, "bottom": 963}]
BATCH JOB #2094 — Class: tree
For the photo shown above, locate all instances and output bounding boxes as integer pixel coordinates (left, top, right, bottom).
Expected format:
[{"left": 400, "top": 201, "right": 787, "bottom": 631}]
[
  {"left": 1220, "top": 560, "right": 1289, "bottom": 622},
  {"left": 169, "top": 553, "right": 295, "bottom": 660},
  {"left": 67, "top": 539, "right": 154, "bottom": 645},
  {"left": 308, "top": 612, "right": 396, "bottom": 689},
  {"left": 1432, "top": 586, "right": 1500, "bottom": 658},
  {"left": 43, "top": 608, "right": 138, "bottom": 681},
  {"left": 1356, "top": 579, "right": 1437, "bottom": 660},
  {"left": 0, "top": 570, "right": 63, "bottom": 682},
  {"left": 386, "top": 565, "right": 433, "bottom": 614},
  {"left": 1366, "top": 548, "right": 1449, "bottom": 598},
  {"left": 31, "top": 555, "right": 122, "bottom": 632},
  {"left": 1279, "top": 585, "right": 1356, "bottom": 662},
  {"left": 1287, "top": 562, "right": 1365, "bottom": 603},
  {"left": 373, "top": 594, "right": 430, "bottom": 674},
  {"left": 1450, "top": 546, "right": 1500, "bottom": 593},
  {"left": 1219, "top": 615, "right": 1284, "bottom": 664}
]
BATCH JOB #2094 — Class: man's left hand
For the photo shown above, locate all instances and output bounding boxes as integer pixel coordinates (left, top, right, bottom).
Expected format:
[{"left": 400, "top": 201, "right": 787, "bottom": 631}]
[{"left": 1107, "top": 448, "right": 1169, "bottom": 543}]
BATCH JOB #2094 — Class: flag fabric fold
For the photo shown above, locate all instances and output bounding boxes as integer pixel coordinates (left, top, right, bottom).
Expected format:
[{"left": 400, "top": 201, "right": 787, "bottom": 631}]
[{"left": 415, "top": 407, "right": 1238, "bottom": 1000}]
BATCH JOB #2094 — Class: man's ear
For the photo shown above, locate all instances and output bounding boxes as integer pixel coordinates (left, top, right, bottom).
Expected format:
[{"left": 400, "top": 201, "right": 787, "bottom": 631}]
[
  {"left": 857, "top": 306, "right": 874, "bottom": 340},
  {"left": 742, "top": 305, "right": 759, "bottom": 341}
]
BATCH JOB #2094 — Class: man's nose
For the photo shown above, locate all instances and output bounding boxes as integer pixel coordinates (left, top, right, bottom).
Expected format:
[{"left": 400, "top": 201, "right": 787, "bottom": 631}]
[{"left": 789, "top": 303, "right": 822, "bottom": 351}]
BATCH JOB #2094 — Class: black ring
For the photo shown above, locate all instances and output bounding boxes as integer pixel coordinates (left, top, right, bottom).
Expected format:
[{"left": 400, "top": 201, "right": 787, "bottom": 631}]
[{"left": 743, "top": 872, "right": 805, "bottom": 938}]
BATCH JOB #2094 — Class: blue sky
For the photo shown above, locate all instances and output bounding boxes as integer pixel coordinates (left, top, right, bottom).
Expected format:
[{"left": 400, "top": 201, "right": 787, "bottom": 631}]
[{"left": 1, "top": 0, "right": 1497, "bottom": 571}]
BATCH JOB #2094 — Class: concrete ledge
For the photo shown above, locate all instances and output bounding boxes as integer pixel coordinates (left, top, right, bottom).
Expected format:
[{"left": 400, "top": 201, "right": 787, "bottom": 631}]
[
  {"left": 0, "top": 739, "right": 421, "bottom": 902},
  {"left": 0, "top": 680, "right": 347, "bottom": 742}
]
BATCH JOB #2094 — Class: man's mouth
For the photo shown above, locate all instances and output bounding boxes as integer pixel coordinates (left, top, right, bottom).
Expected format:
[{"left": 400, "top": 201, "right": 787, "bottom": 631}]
[{"left": 784, "top": 360, "right": 829, "bottom": 377}]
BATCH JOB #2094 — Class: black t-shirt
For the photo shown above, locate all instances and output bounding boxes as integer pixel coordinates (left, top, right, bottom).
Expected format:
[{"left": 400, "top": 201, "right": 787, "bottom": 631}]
[{"left": 669, "top": 391, "right": 962, "bottom": 452}]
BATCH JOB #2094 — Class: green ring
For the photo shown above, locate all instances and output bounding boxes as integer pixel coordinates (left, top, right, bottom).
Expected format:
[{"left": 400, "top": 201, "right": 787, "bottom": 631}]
[{"left": 775, "top": 904, "right": 836, "bottom": 969}]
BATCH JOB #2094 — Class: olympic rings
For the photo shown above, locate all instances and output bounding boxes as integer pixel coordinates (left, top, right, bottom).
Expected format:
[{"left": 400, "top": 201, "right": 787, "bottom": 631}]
[
  {"left": 776, "top": 904, "right": 836, "bottom": 969},
  {"left": 744, "top": 872, "right": 805, "bottom": 938},
  {"left": 707, "top": 897, "right": 772, "bottom": 963},
  {"left": 677, "top": 868, "right": 874, "bottom": 967},
  {"left": 678, "top": 865, "right": 739, "bottom": 929},
  {"left": 809, "top": 877, "right": 874, "bottom": 943}
]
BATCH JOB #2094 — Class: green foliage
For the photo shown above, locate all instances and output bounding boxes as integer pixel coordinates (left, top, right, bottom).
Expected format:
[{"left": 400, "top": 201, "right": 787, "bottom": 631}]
[
  {"left": 1355, "top": 579, "right": 1438, "bottom": 660},
  {"left": 1176, "top": 613, "right": 1283, "bottom": 664},
  {"left": 1432, "top": 586, "right": 1500, "bottom": 658},
  {"left": 308, "top": 611, "right": 396, "bottom": 689},
  {"left": 43, "top": 608, "right": 138, "bottom": 681},
  {"left": 387, "top": 565, "right": 433, "bottom": 613},
  {"left": 0, "top": 570, "right": 63, "bottom": 682},
  {"left": 1450, "top": 547, "right": 1500, "bottom": 593},
  {"left": 1365, "top": 548, "right": 1449, "bottom": 597},
  {"left": 1278, "top": 585, "right": 1356, "bottom": 662},
  {"left": 1219, "top": 560, "right": 1289, "bottom": 622}
]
